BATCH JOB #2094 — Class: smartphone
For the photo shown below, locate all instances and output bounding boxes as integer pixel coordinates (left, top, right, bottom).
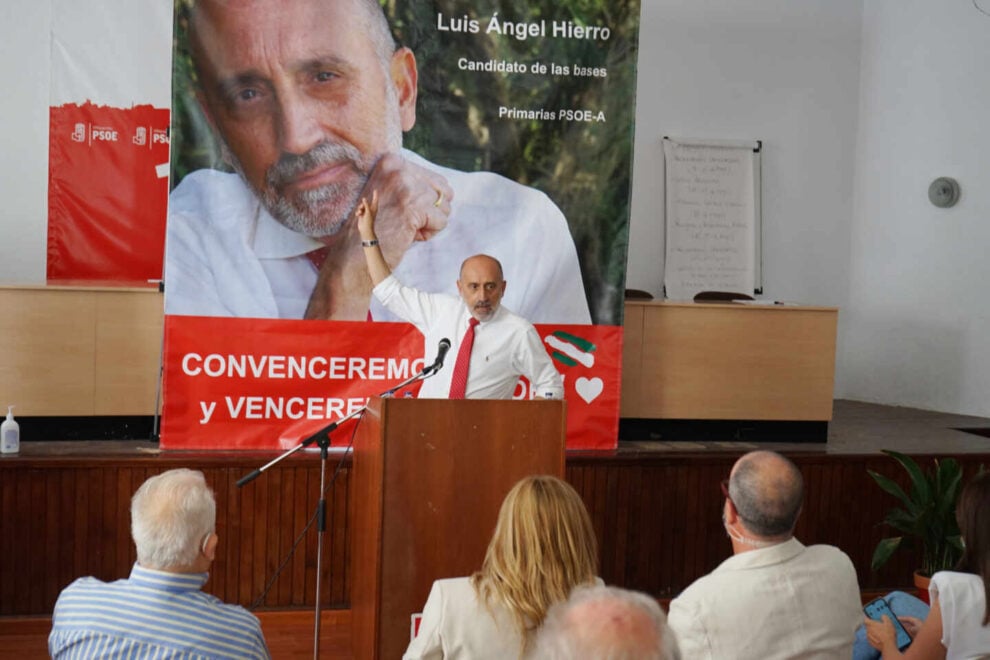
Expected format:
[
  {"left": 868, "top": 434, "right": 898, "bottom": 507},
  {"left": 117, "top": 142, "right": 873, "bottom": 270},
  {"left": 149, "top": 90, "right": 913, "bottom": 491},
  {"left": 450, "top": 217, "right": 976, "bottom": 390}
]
[{"left": 864, "top": 597, "right": 912, "bottom": 650}]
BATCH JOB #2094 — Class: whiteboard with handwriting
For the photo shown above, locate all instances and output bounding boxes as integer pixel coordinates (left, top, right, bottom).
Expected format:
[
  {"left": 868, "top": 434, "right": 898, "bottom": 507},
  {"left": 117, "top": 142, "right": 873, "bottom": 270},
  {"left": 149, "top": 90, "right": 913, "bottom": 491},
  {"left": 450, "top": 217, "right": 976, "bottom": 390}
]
[{"left": 662, "top": 138, "right": 761, "bottom": 300}]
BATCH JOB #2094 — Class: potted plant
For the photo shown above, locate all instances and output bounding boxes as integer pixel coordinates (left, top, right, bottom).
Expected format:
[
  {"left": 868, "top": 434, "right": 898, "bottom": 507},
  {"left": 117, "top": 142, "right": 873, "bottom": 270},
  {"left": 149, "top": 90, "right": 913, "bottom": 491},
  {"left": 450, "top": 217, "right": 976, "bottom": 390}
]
[{"left": 868, "top": 450, "right": 965, "bottom": 600}]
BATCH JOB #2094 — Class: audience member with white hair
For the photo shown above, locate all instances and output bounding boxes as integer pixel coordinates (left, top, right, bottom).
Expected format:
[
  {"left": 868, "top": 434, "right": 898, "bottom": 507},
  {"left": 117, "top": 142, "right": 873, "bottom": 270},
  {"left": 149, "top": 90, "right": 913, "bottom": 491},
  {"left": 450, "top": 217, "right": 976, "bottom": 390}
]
[
  {"left": 534, "top": 584, "right": 681, "bottom": 660},
  {"left": 49, "top": 468, "right": 270, "bottom": 659}
]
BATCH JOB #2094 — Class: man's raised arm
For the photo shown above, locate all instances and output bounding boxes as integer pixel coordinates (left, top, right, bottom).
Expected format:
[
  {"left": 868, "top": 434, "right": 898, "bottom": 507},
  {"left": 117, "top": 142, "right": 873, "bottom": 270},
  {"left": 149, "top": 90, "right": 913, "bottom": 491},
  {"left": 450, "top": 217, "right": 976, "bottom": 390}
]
[
  {"left": 356, "top": 191, "right": 392, "bottom": 287},
  {"left": 303, "top": 154, "right": 453, "bottom": 320}
]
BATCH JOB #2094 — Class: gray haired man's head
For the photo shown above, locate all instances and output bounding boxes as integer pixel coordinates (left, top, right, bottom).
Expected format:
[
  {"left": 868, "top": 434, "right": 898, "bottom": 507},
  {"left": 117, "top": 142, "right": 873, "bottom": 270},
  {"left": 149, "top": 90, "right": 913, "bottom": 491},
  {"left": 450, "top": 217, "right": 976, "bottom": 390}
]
[
  {"left": 534, "top": 584, "right": 681, "bottom": 660},
  {"left": 131, "top": 468, "right": 216, "bottom": 569},
  {"left": 728, "top": 450, "right": 804, "bottom": 537}
]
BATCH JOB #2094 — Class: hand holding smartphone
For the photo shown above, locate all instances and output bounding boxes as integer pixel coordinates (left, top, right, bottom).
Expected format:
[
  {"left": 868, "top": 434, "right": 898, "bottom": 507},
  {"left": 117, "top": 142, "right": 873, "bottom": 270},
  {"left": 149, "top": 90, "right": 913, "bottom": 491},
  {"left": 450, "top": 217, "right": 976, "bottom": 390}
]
[{"left": 864, "top": 597, "right": 912, "bottom": 651}]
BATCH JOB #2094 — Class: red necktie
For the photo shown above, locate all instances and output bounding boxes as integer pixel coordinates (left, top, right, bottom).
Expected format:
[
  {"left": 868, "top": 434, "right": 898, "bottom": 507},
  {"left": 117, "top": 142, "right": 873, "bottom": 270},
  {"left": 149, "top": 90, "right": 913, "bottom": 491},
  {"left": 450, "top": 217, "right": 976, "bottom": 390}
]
[
  {"left": 448, "top": 317, "right": 480, "bottom": 399},
  {"left": 306, "top": 246, "right": 329, "bottom": 270}
]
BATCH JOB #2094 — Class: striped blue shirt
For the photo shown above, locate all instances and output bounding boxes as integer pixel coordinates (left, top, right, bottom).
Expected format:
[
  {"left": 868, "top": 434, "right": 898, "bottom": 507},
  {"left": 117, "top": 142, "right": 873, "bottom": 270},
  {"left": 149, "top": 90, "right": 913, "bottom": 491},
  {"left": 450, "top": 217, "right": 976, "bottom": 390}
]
[{"left": 48, "top": 563, "right": 270, "bottom": 659}]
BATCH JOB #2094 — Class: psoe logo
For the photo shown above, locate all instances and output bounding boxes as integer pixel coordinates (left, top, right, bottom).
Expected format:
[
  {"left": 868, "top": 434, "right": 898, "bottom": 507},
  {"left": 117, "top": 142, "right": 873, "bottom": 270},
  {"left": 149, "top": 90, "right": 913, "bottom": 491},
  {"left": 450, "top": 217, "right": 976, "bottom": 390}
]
[
  {"left": 133, "top": 126, "right": 147, "bottom": 146},
  {"left": 152, "top": 129, "right": 169, "bottom": 145},
  {"left": 71, "top": 123, "right": 86, "bottom": 143},
  {"left": 91, "top": 126, "right": 118, "bottom": 142}
]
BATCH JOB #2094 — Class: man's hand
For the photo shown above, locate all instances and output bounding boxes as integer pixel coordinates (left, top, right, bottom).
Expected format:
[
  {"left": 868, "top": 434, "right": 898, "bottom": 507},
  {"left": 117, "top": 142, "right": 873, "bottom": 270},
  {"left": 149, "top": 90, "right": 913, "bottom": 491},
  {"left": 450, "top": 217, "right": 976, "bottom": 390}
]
[{"left": 305, "top": 153, "right": 453, "bottom": 320}]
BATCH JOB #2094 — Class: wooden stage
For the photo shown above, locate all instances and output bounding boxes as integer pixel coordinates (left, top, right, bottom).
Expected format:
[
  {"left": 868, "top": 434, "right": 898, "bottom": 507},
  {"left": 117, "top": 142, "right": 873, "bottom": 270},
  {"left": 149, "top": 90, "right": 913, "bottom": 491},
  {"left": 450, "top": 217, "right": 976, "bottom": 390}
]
[{"left": 3, "top": 399, "right": 990, "bottom": 657}]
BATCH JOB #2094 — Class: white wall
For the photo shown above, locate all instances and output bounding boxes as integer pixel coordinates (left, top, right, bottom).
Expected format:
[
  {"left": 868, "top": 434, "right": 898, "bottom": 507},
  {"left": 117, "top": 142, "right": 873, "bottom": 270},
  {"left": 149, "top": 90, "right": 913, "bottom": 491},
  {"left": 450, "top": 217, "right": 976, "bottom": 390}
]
[
  {"left": 0, "top": 0, "right": 52, "bottom": 284},
  {"left": 629, "top": 0, "right": 990, "bottom": 418},
  {"left": 627, "top": 0, "right": 863, "bottom": 307},
  {"left": 839, "top": 0, "right": 990, "bottom": 415}
]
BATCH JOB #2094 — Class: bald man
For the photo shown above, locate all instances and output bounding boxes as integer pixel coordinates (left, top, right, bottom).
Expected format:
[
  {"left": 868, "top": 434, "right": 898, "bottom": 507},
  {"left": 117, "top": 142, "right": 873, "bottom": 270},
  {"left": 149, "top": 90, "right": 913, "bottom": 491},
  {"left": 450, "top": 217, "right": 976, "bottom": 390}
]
[
  {"left": 357, "top": 193, "right": 563, "bottom": 399},
  {"left": 667, "top": 451, "right": 862, "bottom": 659},
  {"left": 536, "top": 585, "right": 681, "bottom": 660}
]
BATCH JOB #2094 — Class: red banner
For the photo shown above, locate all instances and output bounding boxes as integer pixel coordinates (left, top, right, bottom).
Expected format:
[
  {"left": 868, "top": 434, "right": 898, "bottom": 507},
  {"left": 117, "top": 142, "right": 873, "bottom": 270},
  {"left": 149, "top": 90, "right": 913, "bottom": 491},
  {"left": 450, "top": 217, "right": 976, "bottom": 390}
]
[
  {"left": 48, "top": 102, "right": 170, "bottom": 281},
  {"left": 161, "top": 316, "right": 621, "bottom": 450}
]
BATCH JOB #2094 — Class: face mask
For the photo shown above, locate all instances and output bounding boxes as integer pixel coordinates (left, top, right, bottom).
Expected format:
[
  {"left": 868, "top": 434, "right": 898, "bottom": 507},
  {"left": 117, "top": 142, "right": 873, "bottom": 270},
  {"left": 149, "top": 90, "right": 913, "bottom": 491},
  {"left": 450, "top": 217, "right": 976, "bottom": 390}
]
[{"left": 722, "top": 513, "right": 773, "bottom": 548}]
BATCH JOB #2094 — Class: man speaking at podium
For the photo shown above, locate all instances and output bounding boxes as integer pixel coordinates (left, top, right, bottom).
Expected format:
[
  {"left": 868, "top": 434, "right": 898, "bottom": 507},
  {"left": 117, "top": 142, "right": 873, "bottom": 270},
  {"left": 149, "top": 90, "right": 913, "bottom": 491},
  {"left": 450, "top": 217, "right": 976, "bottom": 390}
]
[{"left": 357, "top": 192, "right": 563, "bottom": 400}]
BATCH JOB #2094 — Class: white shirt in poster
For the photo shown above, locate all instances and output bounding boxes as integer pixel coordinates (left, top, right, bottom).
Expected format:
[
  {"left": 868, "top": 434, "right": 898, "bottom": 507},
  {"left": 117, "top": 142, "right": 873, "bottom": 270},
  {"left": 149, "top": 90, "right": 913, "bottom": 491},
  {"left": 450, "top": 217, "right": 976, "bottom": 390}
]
[{"left": 164, "top": 150, "right": 591, "bottom": 325}]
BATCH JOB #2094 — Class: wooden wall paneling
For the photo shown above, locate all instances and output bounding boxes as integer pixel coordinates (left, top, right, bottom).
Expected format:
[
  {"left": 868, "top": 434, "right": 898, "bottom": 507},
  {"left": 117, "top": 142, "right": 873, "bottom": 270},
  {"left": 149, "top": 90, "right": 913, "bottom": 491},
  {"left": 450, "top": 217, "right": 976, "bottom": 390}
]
[
  {"left": 0, "top": 469, "right": 11, "bottom": 613},
  {"left": 589, "top": 466, "right": 608, "bottom": 577},
  {"left": 19, "top": 468, "right": 34, "bottom": 610},
  {"left": 330, "top": 465, "right": 351, "bottom": 607},
  {"left": 625, "top": 301, "right": 837, "bottom": 421},
  {"left": 3, "top": 449, "right": 988, "bottom": 618},
  {"left": 287, "top": 466, "right": 305, "bottom": 606},
  {"left": 215, "top": 470, "right": 241, "bottom": 603},
  {"left": 840, "top": 460, "right": 873, "bottom": 573},
  {"left": 619, "top": 304, "right": 644, "bottom": 417},
  {"left": 696, "top": 462, "right": 724, "bottom": 580},
  {"left": 245, "top": 467, "right": 265, "bottom": 604},
  {"left": 2, "top": 469, "right": 20, "bottom": 614},
  {"left": 798, "top": 460, "right": 822, "bottom": 543},
  {"left": 669, "top": 464, "right": 690, "bottom": 592},
  {"left": 263, "top": 467, "right": 283, "bottom": 605},
  {"left": 0, "top": 455, "right": 341, "bottom": 615},
  {"left": 54, "top": 469, "right": 75, "bottom": 606},
  {"left": 0, "top": 289, "right": 98, "bottom": 415},
  {"left": 71, "top": 470, "right": 90, "bottom": 584},
  {"left": 304, "top": 464, "right": 321, "bottom": 607},
  {"left": 0, "top": 286, "right": 162, "bottom": 416},
  {"left": 93, "top": 291, "right": 163, "bottom": 415},
  {"left": 36, "top": 469, "right": 60, "bottom": 612},
  {"left": 630, "top": 465, "right": 655, "bottom": 593},
  {"left": 97, "top": 467, "right": 117, "bottom": 588},
  {"left": 608, "top": 465, "right": 631, "bottom": 584}
]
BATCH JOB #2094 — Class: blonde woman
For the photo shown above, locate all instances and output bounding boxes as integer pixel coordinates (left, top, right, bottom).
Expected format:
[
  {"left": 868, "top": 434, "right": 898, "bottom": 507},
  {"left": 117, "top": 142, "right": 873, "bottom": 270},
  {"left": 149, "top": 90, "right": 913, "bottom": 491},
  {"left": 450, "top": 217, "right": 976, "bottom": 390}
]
[{"left": 403, "top": 475, "right": 600, "bottom": 659}]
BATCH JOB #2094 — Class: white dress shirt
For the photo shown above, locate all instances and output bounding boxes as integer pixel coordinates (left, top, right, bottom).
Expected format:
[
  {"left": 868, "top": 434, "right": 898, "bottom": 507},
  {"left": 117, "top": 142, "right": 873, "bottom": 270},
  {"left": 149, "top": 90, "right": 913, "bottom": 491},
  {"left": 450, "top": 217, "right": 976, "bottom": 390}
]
[
  {"left": 164, "top": 151, "right": 591, "bottom": 324},
  {"left": 930, "top": 570, "right": 990, "bottom": 659},
  {"left": 667, "top": 537, "right": 862, "bottom": 660},
  {"left": 374, "top": 274, "right": 563, "bottom": 399}
]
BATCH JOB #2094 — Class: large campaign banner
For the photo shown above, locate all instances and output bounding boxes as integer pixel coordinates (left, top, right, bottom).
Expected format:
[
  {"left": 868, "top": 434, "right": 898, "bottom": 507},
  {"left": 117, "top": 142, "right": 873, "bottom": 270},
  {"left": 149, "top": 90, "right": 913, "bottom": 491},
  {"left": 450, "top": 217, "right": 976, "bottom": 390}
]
[{"left": 47, "top": 0, "right": 641, "bottom": 450}]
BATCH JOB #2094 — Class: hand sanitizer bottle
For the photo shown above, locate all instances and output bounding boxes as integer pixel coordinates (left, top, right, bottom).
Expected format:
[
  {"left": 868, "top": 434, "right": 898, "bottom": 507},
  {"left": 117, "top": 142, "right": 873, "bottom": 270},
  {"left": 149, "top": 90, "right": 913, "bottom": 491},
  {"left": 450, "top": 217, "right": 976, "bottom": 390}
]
[{"left": 1, "top": 405, "right": 20, "bottom": 454}]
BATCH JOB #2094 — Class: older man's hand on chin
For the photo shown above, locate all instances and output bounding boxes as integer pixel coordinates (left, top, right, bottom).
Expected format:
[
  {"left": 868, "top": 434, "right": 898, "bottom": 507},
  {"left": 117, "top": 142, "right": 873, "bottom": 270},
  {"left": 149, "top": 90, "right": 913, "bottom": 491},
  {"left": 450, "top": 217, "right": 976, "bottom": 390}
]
[{"left": 304, "top": 152, "right": 454, "bottom": 320}]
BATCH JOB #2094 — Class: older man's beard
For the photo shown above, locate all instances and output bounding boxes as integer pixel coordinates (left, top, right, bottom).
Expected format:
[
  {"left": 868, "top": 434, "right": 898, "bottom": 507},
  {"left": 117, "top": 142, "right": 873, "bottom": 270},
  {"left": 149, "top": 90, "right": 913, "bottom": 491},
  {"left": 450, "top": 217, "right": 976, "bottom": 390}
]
[{"left": 251, "top": 139, "right": 373, "bottom": 238}]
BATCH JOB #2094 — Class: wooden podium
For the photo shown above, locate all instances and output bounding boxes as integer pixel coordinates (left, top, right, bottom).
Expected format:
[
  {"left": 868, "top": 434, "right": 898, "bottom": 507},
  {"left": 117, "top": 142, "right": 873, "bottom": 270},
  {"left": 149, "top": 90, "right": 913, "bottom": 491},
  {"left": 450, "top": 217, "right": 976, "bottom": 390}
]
[{"left": 350, "top": 397, "right": 566, "bottom": 660}]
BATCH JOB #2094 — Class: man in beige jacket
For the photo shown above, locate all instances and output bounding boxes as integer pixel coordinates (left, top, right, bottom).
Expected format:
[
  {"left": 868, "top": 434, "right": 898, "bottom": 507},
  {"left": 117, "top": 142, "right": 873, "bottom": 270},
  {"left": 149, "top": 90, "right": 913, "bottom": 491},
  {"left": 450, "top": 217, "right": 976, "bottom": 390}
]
[{"left": 667, "top": 451, "right": 862, "bottom": 659}]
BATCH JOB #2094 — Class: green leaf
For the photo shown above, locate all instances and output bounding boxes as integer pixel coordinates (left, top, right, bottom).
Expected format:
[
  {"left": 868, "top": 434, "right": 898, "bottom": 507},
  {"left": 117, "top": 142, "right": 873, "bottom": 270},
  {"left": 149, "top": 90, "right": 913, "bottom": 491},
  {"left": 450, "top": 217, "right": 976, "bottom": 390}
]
[
  {"left": 871, "top": 536, "right": 902, "bottom": 570},
  {"left": 934, "top": 459, "right": 962, "bottom": 519},
  {"left": 882, "top": 509, "right": 922, "bottom": 536},
  {"left": 884, "top": 450, "right": 932, "bottom": 503},
  {"left": 868, "top": 469, "right": 914, "bottom": 509},
  {"left": 870, "top": 451, "right": 968, "bottom": 575}
]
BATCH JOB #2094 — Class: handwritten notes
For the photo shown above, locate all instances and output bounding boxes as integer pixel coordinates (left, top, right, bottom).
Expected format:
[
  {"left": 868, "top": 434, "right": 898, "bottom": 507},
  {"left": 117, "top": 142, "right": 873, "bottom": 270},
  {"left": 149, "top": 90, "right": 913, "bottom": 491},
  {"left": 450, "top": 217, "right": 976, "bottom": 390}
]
[{"left": 663, "top": 139, "right": 759, "bottom": 300}]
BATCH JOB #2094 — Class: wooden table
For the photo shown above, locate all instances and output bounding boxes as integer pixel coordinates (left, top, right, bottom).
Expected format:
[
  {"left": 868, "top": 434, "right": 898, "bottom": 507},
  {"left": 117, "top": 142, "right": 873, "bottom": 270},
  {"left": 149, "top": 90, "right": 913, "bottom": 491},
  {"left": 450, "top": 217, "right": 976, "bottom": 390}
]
[{"left": 621, "top": 300, "right": 838, "bottom": 421}]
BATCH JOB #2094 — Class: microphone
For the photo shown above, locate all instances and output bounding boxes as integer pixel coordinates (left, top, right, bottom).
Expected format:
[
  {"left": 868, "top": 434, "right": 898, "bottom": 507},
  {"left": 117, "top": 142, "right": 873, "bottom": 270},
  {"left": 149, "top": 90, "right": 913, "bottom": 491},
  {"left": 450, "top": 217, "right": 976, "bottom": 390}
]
[{"left": 428, "top": 338, "right": 452, "bottom": 374}]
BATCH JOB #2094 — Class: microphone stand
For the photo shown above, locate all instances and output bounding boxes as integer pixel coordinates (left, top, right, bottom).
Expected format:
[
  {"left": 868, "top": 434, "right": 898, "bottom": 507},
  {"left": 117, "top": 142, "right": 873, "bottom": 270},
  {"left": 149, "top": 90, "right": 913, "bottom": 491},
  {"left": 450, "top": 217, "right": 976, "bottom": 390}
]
[
  {"left": 380, "top": 360, "right": 440, "bottom": 398},
  {"left": 236, "top": 404, "right": 365, "bottom": 660},
  {"left": 235, "top": 358, "right": 444, "bottom": 659}
]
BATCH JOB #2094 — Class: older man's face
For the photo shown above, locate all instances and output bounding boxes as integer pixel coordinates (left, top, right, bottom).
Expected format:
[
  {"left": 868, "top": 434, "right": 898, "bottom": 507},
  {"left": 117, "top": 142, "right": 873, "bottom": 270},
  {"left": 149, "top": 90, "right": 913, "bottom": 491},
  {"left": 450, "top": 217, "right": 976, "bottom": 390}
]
[
  {"left": 191, "top": 0, "right": 411, "bottom": 237},
  {"left": 457, "top": 256, "right": 507, "bottom": 322}
]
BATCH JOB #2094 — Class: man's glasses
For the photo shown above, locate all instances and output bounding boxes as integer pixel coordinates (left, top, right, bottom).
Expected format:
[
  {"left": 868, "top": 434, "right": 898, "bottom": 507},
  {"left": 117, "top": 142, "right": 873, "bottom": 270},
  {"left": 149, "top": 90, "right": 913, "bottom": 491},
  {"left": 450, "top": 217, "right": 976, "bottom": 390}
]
[{"left": 720, "top": 479, "right": 731, "bottom": 500}]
